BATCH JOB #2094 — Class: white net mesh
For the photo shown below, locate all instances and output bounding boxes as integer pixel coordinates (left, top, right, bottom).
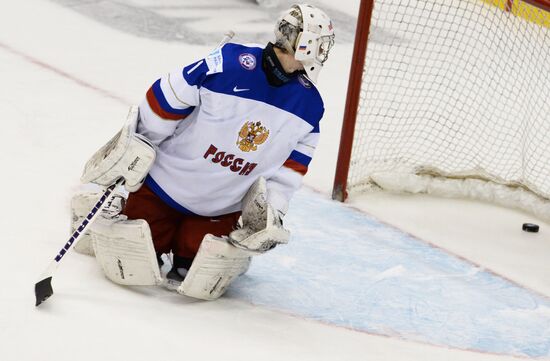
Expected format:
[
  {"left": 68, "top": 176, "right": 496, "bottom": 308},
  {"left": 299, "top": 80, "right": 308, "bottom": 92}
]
[{"left": 348, "top": 0, "right": 550, "bottom": 203}]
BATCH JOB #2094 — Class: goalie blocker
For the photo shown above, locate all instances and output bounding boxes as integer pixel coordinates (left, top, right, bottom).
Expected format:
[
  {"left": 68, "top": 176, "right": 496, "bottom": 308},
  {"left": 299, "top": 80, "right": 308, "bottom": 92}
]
[{"left": 81, "top": 105, "right": 156, "bottom": 192}]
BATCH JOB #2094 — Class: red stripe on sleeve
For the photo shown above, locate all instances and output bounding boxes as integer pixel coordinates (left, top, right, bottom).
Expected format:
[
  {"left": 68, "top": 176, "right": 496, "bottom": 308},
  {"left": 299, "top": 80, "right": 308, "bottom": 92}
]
[
  {"left": 146, "top": 87, "right": 187, "bottom": 121},
  {"left": 283, "top": 159, "right": 308, "bottom": 175}
]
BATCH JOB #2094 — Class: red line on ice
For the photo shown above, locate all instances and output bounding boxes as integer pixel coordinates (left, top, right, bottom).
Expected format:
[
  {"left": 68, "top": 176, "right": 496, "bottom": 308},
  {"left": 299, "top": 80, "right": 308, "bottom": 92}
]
[{"left": 0, "top": 41, "right": 130, "bottom": 105}]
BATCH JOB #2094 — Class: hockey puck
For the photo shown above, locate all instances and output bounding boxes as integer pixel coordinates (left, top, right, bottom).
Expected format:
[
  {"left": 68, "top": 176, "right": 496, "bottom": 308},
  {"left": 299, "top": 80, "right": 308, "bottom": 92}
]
[{"left": 522, "top": 223, "right": 539, "bottom": 233}]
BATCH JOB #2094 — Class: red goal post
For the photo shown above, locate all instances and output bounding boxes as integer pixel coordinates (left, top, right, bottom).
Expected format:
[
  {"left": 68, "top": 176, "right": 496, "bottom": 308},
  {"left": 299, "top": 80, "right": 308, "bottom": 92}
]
[
  {"left": 333, "top": 0, "right": 376, "bottom": 202},
  {"left": 332, "top": 0, "right": 550, "bottom": 220}
]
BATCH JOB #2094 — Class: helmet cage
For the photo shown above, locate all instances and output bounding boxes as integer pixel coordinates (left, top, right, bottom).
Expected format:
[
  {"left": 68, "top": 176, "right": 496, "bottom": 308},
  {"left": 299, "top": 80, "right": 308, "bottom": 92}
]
[{"left": 294, "top": 32, "right": 335, "bottom": 64}]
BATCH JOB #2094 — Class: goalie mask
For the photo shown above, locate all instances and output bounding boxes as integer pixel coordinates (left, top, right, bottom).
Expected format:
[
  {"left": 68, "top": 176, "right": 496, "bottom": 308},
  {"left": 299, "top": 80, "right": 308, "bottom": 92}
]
[{"left": 274, "top": 3, "right": 335, "bottom": 83}]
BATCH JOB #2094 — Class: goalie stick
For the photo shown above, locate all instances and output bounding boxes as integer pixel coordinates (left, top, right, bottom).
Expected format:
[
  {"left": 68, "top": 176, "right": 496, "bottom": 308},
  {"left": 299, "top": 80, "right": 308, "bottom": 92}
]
[{"left": 34, "top": 179, "right": 124, "bottom": 306}]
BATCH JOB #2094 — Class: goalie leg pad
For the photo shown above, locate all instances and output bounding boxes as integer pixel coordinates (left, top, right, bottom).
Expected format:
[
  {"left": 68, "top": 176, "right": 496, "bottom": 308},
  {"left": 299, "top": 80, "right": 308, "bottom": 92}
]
[
  {"left": 177, "top": 234, "right": 254, "bottom": 300},
  {"left": 91, "top": 217, "right": 162, "bottom": 286},
  {"left": 71, "top": 190, "right": 127, "bottom": 256}
]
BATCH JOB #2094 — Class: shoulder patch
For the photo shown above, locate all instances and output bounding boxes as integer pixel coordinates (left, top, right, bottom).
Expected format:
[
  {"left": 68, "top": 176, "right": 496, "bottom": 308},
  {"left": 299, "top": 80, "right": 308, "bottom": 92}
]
[
  {"left": 298, "top": 75, "right": 312, "bottom": 88},
  {"left": 238, "top": 53, "right": 257, "bottom": 70},
  {"left": 206, "top": 47, "right": 224, "bottom": 75}
]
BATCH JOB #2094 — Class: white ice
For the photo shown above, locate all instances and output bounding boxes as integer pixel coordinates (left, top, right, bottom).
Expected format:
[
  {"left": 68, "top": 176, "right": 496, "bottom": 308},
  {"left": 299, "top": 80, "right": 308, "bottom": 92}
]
[{"left": 1, "top": 1, "right": 549, "bottom": 360}]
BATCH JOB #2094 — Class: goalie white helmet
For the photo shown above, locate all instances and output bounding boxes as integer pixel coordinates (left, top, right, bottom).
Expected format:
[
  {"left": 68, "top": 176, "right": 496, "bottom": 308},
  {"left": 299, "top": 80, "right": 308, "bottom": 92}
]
[{"left": 274, "top": 3, "right": 335, "bottom": 83}]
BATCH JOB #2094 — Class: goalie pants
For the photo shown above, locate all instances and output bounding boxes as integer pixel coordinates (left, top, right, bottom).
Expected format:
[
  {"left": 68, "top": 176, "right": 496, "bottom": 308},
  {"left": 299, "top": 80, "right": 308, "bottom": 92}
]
[{"left": 122, "top": 184, "right": 241, "bottom": 259}]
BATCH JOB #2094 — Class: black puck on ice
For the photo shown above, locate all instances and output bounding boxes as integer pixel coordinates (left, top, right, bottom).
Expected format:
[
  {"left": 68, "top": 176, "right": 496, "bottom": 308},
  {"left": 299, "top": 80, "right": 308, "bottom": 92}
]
[{"left": 522, "top": 223, "right": 539, "bottom": 233}]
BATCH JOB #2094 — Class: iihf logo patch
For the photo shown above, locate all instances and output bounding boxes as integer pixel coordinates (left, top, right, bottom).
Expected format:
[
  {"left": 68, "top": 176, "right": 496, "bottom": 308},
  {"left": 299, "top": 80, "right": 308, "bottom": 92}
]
[{"left": 239, "top": 53, "right": 257, "bottom": 70}]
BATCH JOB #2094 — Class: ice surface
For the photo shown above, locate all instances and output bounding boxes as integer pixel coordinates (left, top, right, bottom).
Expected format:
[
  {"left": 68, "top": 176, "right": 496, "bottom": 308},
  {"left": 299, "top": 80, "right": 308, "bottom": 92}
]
[
  {"left": 1, "top": 0, "right": 549, "bottom": 360},
  {"left": 230, "top": 189, "right": 550, "bottom": 358}
]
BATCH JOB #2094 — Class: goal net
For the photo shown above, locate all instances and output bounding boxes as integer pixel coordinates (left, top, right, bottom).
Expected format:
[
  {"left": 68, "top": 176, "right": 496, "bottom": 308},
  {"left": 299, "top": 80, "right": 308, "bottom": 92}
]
[{"left": 333, "top": 0, "right": 550, "bottom": 220}]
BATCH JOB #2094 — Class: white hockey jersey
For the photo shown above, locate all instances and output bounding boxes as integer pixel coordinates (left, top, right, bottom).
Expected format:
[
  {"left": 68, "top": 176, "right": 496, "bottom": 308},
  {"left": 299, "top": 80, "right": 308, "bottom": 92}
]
[{"left": 137, "top": 43, "right": 324, "bottom": 217}]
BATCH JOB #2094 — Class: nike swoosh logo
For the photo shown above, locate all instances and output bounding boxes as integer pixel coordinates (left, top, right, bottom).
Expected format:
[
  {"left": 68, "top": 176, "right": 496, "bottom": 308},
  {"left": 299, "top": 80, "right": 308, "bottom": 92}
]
[{"left": 233, "top": 86, "right": 250, "bottom": 92}]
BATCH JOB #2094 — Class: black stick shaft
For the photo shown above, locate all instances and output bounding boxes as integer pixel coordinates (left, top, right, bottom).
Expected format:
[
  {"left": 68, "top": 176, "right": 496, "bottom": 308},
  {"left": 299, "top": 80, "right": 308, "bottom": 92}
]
[
  {"left": 34, "top": 179, "right": 124, "bottom": 306},
  {"left": 54, "top": 182, "right": 118, "bottom": 263}
]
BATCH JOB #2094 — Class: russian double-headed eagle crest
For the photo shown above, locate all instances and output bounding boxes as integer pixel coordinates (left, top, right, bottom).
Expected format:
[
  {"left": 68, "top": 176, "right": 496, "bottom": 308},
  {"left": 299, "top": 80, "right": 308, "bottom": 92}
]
[{"left": 237, "top": 121, "right": 269, "bottom": 152}]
